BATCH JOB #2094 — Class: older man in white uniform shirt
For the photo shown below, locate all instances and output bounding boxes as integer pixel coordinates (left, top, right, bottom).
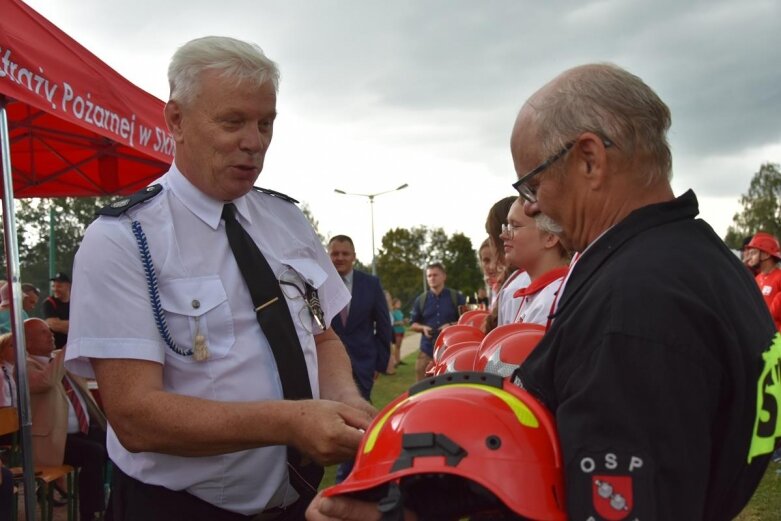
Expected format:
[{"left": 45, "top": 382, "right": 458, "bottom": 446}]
[{"left": 65, "top": 36, "right": 373, "bottom": 521}]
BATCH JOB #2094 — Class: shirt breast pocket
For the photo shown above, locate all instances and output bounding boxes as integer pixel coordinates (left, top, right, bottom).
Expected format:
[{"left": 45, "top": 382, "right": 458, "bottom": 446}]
[
  {"left": 279, "top": 258, "right": 328, "bottom": 336},
  {"left": 158, "top": 276, "right": 236, "bottom": 362}
]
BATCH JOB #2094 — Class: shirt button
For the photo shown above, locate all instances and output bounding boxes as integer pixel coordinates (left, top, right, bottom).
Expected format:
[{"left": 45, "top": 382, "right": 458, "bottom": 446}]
[{"left": 192, "top": 299, "right": 201, "bottom": 309}]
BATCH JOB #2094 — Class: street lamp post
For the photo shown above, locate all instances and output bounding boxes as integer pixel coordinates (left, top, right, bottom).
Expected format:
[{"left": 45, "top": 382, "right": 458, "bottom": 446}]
[{"left": 334, "top": 183, "right": 409, "bottom": 275}]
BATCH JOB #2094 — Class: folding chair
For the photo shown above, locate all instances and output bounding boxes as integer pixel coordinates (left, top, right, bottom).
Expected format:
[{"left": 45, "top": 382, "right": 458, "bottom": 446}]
[{"left": 0, "top": 406, "right": 78, "bottom": 521}]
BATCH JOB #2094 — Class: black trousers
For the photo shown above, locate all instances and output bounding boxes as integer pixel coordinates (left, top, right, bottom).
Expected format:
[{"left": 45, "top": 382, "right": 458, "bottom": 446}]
[
  {"left": 0, "top": 466, "right": 13, "bottom": 521},
  {"left": 64, "top": 426, "right": 108, "bottom": 520},
  {"left": 111, "top": 465, "right": 308, "bottom": 521}
]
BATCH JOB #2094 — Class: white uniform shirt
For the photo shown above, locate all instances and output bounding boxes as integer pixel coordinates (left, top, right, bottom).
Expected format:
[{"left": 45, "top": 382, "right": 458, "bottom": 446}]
[
  {"left": 65, "top": 164, "right": 350, "bottom": 515},
  {"left": 496, "top": 270, "right": 531, "bottom": 326},
  {"left": 512, "top": 267, "right": 568, "bottom": 327}
]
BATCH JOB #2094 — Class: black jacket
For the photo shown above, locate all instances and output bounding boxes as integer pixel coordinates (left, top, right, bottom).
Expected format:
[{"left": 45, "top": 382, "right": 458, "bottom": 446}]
[{"left": 518, "top": 190, "right": 775, "bottom": 520}]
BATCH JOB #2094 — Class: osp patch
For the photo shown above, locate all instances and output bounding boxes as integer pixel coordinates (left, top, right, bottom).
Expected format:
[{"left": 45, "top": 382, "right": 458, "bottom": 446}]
[{"left": 570, "top": 449, "right": 654, "bottom": 521}]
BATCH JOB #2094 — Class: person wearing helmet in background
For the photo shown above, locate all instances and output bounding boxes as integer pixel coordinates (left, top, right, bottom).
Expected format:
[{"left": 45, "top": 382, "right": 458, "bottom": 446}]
[
  {"left": 745, "top": 231, "right": 781, "bottom": 329},
  {"left": 741, "top": 235, "right": 759, "bottom": 275},
  {"left": 307, "top": 64, "right": 777, "bottom": 521}
]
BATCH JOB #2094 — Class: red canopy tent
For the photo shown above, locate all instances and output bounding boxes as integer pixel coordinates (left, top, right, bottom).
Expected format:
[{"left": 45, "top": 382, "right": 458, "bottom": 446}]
[
  {"left": 0, "top": 0, "right": 173, "bottom": 198},
  {"left": 1, "top": 1, "right": 173, "bottom": 517}
]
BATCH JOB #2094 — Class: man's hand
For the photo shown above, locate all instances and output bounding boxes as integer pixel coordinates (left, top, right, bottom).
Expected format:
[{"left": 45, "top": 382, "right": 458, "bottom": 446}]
[
  {"left": 287, "top": 400, "right": 373, "bottom": 466},
  {"left": 421, "top": 325, "right": 433, "bottom": 338},
  {"left": 306, "top": 492, "right": 417, "bottom": 521},
  {"left": 339, "top": 393, "right": 378, "bottom": 419},
  {"left": 45, "top": 317, "right": 69, "bottom": 334}
]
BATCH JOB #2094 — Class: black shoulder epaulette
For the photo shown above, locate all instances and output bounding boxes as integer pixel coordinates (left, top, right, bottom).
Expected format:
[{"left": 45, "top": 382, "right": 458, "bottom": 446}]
[
  {"left": 253, "top": 186, "right": 299, "bottom": 204},
  {"left": 96, "top": 184, "right": 163, "bottom": 217}
]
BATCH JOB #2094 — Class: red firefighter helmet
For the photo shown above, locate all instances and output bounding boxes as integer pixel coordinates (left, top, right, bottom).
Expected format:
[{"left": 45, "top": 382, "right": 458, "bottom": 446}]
[
  {"left": 479, "top": 323, "right": 543, "bottom": 358},
  {"left": 433, "top": 341, "right": 480, "bottom": 375},
  {"left": 324, "top": 372, "right": 566, "bottom": 520},
  {"left": 748, "top": 231, "right": 781, "bottom": 259},
  {"left": 475, "top": 323, "right": 546, "bottom": 377},
  {"left": 458, "top": 309, "right": 490, "bottom": 329},
  {"left": 428, "top": 340, "right": 480, "bottom": 377},
  {"left": 432, "top": 325, "right": 485, "bottom": 364}
]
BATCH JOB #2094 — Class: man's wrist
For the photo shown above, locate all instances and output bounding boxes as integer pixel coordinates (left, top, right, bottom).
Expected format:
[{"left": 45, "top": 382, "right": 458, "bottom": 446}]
[{"left": 332, "top": 387, "right": 366, "bottom": 405}]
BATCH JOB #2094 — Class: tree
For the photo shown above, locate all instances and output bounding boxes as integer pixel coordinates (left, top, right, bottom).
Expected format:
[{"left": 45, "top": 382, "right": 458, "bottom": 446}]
[
  {"left": 426, "top": 228, "right": 449, "bottom": 264},
  {"left": 375, "top": 227, "right": 429, "bottom": 311},
  {"left": 300, "top": 202, "right": 326, "bottom": 246},
  {"left": 354, "top": 258, "right": 372, "bottom": 273},
  {"left": 1, "top": 196, "right": 111, "bottom": 300},
  {"left": 725, "top": 163, "right": 781, "bottom": 249},
  {"left": 441, "top": 232, "right": 483, "bottom": 301},
  {"left": 375, "top": 226, "right": 480, "bottom": 312}
]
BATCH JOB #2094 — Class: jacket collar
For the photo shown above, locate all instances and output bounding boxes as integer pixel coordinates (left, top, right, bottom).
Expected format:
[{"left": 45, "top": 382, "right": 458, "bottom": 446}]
[
  {"left": 514, "top": 266, "right": 569, "bottom": 298},
  {"left": 552, "top": 190, "right": 699, "bottom": 317}
]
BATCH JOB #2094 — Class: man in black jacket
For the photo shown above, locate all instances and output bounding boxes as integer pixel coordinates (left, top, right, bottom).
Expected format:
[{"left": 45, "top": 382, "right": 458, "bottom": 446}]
[
  {"left": 306, "top": 64, "right": 778, "bottom": 521},
  {"left": 510, "top": 63, "right": 775, "bottom": 521}
]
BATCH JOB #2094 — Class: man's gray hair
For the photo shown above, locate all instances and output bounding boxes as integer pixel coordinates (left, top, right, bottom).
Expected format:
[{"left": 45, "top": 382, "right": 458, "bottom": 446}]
[
  {"left": 528, "top": 63, "right": 672, "bottom": 184},
  {"left": 168, "top": 36, "right": 280, "bottom": 105}
]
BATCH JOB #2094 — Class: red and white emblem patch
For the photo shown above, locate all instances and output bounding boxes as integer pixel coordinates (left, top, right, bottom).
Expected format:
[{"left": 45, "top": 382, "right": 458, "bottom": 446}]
[
  {"left": 571, "top": 450, "right": 652, "bottom": 520},
  {"left": 592, "top": 475, "right": 633, "bottom": 520}
]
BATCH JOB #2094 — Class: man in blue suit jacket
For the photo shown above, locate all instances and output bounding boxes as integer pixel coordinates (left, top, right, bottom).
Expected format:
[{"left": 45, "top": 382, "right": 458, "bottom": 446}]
[{"left": 328, "top": 235, "right": 392, "bottom": 402}]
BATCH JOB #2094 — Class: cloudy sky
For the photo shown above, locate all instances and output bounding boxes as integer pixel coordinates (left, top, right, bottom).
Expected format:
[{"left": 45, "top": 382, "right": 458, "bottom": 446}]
[{"left": 25, "top": 0, "right": 781, "bottom": 263}]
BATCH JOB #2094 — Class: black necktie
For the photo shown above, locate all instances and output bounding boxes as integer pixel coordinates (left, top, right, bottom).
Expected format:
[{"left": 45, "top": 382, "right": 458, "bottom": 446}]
[
  {"left": 221, "top": 203, "right": 313, "bottom": 400},
  {"left": 221, "top": 203, "right": 323, "bottom": 499},
  {"left": 2, "top": 365, "right": 13, "bottom": 407}
]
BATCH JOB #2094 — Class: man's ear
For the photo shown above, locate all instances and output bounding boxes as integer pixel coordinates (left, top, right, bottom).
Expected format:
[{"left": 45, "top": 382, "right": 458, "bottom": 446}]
[
  {"left": 575, "top": 132, "right": 610, "bottom": 190},
  {"left": 164, "top": 101, "right": 185, "bottom": 143}
]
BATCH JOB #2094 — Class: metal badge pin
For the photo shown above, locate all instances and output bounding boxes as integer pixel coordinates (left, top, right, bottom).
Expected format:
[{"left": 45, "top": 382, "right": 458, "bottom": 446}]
[
  {"left": 305, "top": 284, "right": 326, "bottom": 331},
  {"left": 111, "top": 198, "right": 131, "bottom": 208}
]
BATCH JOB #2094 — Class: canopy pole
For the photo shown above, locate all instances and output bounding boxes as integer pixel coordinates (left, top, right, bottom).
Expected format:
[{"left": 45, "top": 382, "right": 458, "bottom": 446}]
[
  {"left": 1, "top": 94, "right": 38, "bottom": 521},
  {"left": 49, "top": 207, "right": 56, "bottom": 278}
]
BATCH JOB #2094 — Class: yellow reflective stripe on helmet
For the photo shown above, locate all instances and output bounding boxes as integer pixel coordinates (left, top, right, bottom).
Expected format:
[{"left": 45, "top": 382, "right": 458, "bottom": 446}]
[
  {"left": 363, "top": 399, "right": 408, "bottom": 454},
  {"left": 363, "top": 383, "right": 539, "bottom": 455},
  {"left": 447, "top": 383, "right": 539, "bottom": 428}
]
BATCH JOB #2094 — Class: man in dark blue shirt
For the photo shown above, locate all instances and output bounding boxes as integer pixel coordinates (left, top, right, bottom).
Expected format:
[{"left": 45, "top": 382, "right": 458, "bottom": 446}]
[{"left": 409, "top": 262, "right": 465, "bottom": 381}]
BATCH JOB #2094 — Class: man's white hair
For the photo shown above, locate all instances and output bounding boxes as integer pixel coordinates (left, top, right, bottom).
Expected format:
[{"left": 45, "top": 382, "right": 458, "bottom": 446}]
[
  {"left": 168, "top": 36, "right": 280, "bottom": 105},
  {"left": 535, "top": 213, "right": 563, "bottom": 236}
]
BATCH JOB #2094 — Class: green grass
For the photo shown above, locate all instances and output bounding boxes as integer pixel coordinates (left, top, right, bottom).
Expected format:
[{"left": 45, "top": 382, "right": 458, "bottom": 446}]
[
  {"left": 320, "top": 354, "right": 781, "bottom": 519},
  {"left": 736, "top": 462, "right": 781, "bottom": 520}
]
